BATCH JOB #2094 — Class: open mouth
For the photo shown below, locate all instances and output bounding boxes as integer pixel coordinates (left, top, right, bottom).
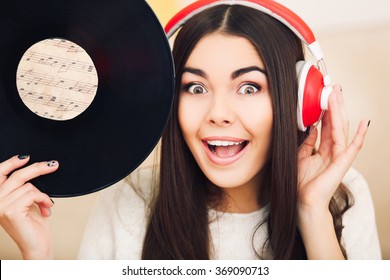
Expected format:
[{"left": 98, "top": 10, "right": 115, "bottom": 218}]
[{"left": 205, "top": 140, "right": 249, "bottom": 158}]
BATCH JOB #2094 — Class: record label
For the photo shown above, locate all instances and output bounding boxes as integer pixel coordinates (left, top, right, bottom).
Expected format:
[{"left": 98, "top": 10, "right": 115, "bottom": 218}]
[{"left": 16, "top": 38, "right": 98, "bottom": 121}]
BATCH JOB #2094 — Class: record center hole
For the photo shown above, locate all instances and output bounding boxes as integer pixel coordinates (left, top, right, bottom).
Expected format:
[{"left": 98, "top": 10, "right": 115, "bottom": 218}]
[{"left": 16, "top": 38, "right": 98, "bottom": 121}]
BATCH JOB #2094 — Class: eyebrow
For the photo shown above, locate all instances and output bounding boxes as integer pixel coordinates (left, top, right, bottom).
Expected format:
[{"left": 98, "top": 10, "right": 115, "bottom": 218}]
[
  {"left": 182, "top": 66, "right": 267, "bottom": 80},
  {"left": 182, "top": 67, "right": 208, "bottom": 79},
  {"left": 231, "top": 66, "right": 267, "bottom": 79}
]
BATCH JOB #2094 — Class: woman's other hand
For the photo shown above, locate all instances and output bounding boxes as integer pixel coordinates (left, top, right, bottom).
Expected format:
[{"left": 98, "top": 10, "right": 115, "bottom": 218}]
[
  {"left": 297, "top": 85, "right": 369, "bottom": 211},
  {"left": 296, "top": 85, "right": 369, "bottom": 259}
]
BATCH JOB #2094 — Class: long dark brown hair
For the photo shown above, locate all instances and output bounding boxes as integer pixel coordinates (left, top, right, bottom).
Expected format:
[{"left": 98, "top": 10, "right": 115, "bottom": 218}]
[{"left": 142, "top": 5, "right": 353, "bottom": 260}]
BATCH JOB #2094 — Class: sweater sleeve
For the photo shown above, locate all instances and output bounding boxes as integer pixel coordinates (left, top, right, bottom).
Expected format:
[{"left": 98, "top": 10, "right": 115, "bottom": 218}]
[
  {"left": 341, "top": 167, "right": 382, "bottom": 259},
  {"left": 78, "top": 167, "right": 153, "bottom": 259}
]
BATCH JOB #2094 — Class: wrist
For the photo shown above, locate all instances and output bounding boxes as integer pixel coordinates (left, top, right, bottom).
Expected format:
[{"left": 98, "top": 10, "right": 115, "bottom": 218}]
[
  {"left": 22, "top": 250, "right": 53, "bottom": 260},
  {"left": 298, "top": 206, "right": 344, "bottom": 260},
  {"left": 20, "top": 244, "right": 53, "bottom": 260},
  {"left": 298, "top": 204, "right": 332, "bottom": 221},
  {"left": 298, "top": 205, "right": 333, "bottom": 234}
]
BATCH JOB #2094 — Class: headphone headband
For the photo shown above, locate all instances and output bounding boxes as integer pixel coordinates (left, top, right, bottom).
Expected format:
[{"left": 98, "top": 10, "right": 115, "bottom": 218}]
[
  {"left": 165, "top": 0, "right": 324, "bottom": 61},
  {"left": 165, "top": 0, "right": 332, "bottom": 131}
]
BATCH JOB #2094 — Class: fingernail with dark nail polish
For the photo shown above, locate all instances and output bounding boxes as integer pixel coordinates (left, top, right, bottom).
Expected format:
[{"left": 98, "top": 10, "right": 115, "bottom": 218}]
[
  {"left": 47, "top": 160, "right": 58, "bottom": 167},
  {"left": 18, "top": 154, "right": 29, "bottom": 160},
  {"left": 367, "top": 120, "right": 371, "bottom": 127}
]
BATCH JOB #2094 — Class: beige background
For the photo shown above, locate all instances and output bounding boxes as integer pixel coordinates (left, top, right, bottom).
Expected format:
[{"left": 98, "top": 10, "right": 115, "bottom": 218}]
[{"left": 1, "top": 0, "right": 389, "bottom": 259}]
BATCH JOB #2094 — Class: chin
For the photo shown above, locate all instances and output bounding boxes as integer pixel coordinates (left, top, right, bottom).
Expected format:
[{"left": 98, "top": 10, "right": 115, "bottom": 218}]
[{"left": 203, "top": 169, "right": 253, "bottom": 189}]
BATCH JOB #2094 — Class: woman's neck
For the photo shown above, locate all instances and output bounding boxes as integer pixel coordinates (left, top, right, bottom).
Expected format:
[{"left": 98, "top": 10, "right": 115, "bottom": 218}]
[
  {"left": 221, "top": 187, "right": 261, "bottom": 213},
  {"left": 217, "top": 170, "right": 266, "bottom": 214}
]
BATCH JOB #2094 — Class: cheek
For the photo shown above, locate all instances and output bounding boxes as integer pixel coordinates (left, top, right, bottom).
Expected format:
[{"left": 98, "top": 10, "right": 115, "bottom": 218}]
[
  {"left": 241, "top": 95, "right": 273, "bottom": 139},
  {"left": 178, "top": 95, "right": 206, "bottom": 139}
]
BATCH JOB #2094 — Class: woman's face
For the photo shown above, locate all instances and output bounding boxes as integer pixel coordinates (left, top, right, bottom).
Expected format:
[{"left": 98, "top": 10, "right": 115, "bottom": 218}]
[{"left": 178, "top": 32, "right": 273, "bottom": 191}]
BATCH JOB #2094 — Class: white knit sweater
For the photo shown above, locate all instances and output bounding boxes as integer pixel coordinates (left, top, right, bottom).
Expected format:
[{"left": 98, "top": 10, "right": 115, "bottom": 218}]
[{"left": 78, "top": 167, "right": 382, "bottom": 259}]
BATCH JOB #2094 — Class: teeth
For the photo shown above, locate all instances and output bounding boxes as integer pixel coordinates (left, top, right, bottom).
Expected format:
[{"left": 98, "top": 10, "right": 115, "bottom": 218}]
[{"left": 207, "top": 140, "right": 244, "bottom": 146}]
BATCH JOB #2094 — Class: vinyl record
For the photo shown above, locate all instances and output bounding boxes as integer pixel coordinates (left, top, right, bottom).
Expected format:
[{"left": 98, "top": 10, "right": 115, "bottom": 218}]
[{"left": 0, "top": 0, "right": 174, "bottom": 197}]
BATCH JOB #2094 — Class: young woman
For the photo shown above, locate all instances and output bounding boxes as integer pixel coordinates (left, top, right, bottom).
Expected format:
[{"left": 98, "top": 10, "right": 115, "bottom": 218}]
[{"left": 0, "top": 1, "right": 381, "bottom": 259}]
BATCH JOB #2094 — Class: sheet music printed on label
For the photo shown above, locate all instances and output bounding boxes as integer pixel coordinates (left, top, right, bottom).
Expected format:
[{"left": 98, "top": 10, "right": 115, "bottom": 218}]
[{"left": 16, "top": 38, "right": 98, "bottom": 121}]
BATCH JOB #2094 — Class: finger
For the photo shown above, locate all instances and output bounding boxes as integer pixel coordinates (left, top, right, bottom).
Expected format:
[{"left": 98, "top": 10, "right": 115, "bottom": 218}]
[
  {"left": 314, "top": 120, "right": 369, "bottom": 193},
  {"left": 30, "top": 187, "right": 55, "bottom": 218},
  {"left": 298, "top": 127, "right": 318, "bottom": 161},
  {"left": 0, "top": 161, "right": 59, "bottom": 197},
  {"left": 318, "top": 86, "right": 349, "bottom": 156},
  {"left": 332, "top": 85, "right": 349, "bottom": 141},
  {"left": 0, "top": 155, "right": 30, "bottom": 185},
  {"left": 328, "top": 88, "right": 348, "bottom": 149},
  {"left": 325, "top": 119, "right": 369, "bottom": 183},
  {"left": 0, "top": 183, "right": 54, "bottom": 219},
  {"left": 344, "top": 119, "right": 370, "bottom": 165},
  {"left": 336, "top": 85, "right": 349, "bottom": 136},
  {"left": 38, "top": 204, "right": 52, "bottom": 218},
  {"left": 317, "top": 110, "right": 332, "bottom": 156}
]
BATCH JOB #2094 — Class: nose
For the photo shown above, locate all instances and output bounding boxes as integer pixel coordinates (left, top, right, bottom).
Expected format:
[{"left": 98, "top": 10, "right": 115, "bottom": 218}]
[{"left": 207, "top": 92, "right": 235, "bottom": 126}]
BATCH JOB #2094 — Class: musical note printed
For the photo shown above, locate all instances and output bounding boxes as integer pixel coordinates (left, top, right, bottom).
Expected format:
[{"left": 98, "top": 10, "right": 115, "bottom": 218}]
[{"left": 16, "top": 38, "right": 98, "bottom": 121}]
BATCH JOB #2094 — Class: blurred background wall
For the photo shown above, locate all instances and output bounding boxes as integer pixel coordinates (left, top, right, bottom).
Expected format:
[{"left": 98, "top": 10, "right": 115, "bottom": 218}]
[{"left": 1, "top": 0, "right": 389, "bottom": 259}]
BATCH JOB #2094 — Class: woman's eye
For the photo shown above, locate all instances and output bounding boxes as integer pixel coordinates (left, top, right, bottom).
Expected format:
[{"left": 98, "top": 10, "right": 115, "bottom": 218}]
[
  {"left": 237, "top": 84, "right": 260, "bottom": 95},
  {"left": 186, "top": 84, "right": 208, "bottom": 94}
]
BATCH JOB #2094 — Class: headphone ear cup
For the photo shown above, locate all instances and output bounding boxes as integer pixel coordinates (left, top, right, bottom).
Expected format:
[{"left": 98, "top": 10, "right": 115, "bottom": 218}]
[{"left": 296, "top": 61, "right": 324, "bottom": 131}]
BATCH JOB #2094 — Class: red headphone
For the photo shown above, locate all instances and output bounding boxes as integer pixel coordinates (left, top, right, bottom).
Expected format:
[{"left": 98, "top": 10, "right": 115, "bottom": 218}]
[{"left": 165, "top": 0, "right": 332, "bottom": 131}]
